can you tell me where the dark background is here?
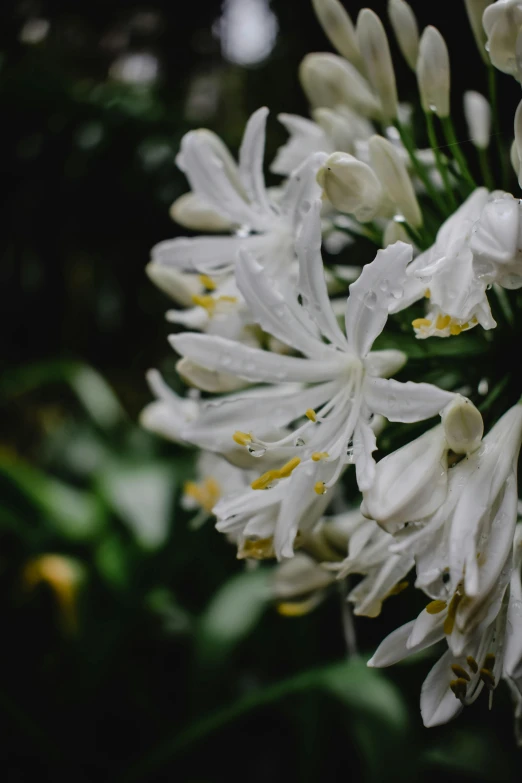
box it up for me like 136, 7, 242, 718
0, 1, 521, 781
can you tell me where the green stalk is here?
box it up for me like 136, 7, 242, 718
488, 65, 510, 190
394, 119, 448, 217
478, 147, 495, 190
425, 111, 458, 211
441, 116, 477, 189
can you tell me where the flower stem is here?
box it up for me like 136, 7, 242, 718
394, 119, 448, 217
339, 580, 358, 658
440, 116, 477, 189
488, 65, 510, 190
425, 111, 458, 211
478, 147, 495, 190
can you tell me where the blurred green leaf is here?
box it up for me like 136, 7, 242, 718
2, 360, 126, 429
0, 454, 106, 541
94, 534, 130, 589
96, 460, 176, 550
373, 331, 486, 358
424, 728, 512, 780
196, 568, 271, 665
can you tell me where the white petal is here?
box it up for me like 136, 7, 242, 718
278, 152, 328, 230
151, 234, 275, 273
364, 377, 454, 422
407, 607, 446, 649
176, 358, 249, 393
169, 192, 233, 232
353, 417, 377, 491
364, 349, 406, 378
420, 650, 463, 727
345, 241, 412, 357
295, 200, 350, 351
170, 333, 343, 384
145, 262, 202, 306
271, 114, 327, 176
368, 620, 421, 667
238, 107, 274, 216
166, 307, 209, 329
235, 252, 327, 358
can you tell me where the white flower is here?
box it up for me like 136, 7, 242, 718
151, 107, 326, 276
464, 0, 492, 62
181, 450, 250, 530
387, 0, 419, 71
417, 26, 451, 118
271, 552, 337, 615
483, 0, 522, 81
310, 0, 365, 71
362, 395, 483, 533
171, 201, 456, 502
333, 511, 414, 617
317, 151, 389, 222
356, 8, 398, 123
139, 369, 200, 445
464, 91, 491, 150
392, 188, 497, 338
368, 134, 423, 228
469, 192, 522, 289
299, 53, 381, 118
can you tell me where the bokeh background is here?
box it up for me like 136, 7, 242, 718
1, 1, 521, 780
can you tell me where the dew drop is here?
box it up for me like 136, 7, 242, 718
295, 437, 305, 447
363, 290, 377, 310
379, 279, 389, 293
429, 103, 438, 113
247, 444, 267, 457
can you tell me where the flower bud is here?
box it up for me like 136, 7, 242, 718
387, 0, 419, 70
311, 0, 365, 72
361, 425, 449, 534
356, 8, 398, 123
317, 151, 385, 222
369, 135, 423, 228
483, 0, 522, 80
515, 98, 522, 187
169, 192, 233, 232
417, 26, 450, 118
464, 0, 492, 63
299, 53, 380, 118
463, 91, 491, 149
440, 395, 483, 454
146, 262, 201, 307
382, 219, 412, 248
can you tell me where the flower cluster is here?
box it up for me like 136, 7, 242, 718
141, 0, 522, 737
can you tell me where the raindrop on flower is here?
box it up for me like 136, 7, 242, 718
364, 291, 377, 310
247, 444, 267, 457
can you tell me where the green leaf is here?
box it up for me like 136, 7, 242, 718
373, 331, 485, 358
0, 455, 106, 541
96, 460, 176, 550
424, 728, 512, 780
196, 568, 271, 665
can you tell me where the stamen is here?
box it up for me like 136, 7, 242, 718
450, 677, 468, 701
436, 313, 451, 330
277, 597, 320, 617
198, 273, 217, 291
314, 481, 327, 495
483, 653, 495, 671
311, 451, 329, 461
412, 318, 432, 328
443, 591, 462, 635
238, 537, 275, 560
466, 655, 479, 673
479, 668, 496, 689
424, 288, 431, 298
385, 580, 409, 597
251, 457, 301, 490
451, 664, 471, 681
233, 431, 252, 446
191, 294, 215, 312
277, 457, 301, 477
426, 599, 447, 614
306, 409, 317, 422
183, 477, 221, 512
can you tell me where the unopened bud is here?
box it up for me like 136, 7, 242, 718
387, 0, 419, 70
311, 0, 365, 72
169, 192, 232, 232
417, 26, 450, 118
146, 262, 201, 307
317, 152, 385, 222
369, 135, 423, 228
483, 1, 522, 80
356, 9, 398, 123
441, 395, 483, 454
299, 53, 380, 118
464, 91, 491, 150
464, 0, 492, 63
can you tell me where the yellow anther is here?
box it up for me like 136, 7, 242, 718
466, 655, 479, 673
311, 451, 329, 462
451, 664, 471, 681
426, 599, 447, 614
277, 597, 319, 617
436, 313, 451, 330
251, 470, 279, 490
385, 580, 409, 598
238, 537, 275, 560
277, 457, 301, 478
314, 481, 327, 495
191, 294, 215, 312
233, 431, 252, 446
480, 668, 496, 689
450, 678, 468, 700
218, 295, 238, 303
412, 318, 432, 329
183, 476, 221, 513
443, 591, 462, 635
198, 273, 217, 291
483, 653, 496, 671
305, 409, 317, 422
424, 288, 431, 298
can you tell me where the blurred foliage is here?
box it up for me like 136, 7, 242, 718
1, 0, 522, 780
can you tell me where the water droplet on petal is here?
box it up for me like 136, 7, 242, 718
363, 290, 377, 310
294, 437, 305, 447
248, 444, 267, 457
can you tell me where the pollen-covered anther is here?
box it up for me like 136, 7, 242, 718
450, 677, 468, 701
314, 481, 327, 495
479, 668, 496, 690
483, 653, 496, 671
451, 664, 471, 682
238, 537, 275, 560
424, 288, 431, 298
198, 273, 217, 291
305, 409, 317, 422
412, 317, 432, 329
466, 655, 479, 673
183, 477, 221, 513
276, 597, 319, 617
251, 457, 301, 490
233, 431, 252, 446
426, 599, 447, 614
385, 580, 409, 598
435, 313, 451, 330
311, 451, 329, 462
443, 591, 462, 635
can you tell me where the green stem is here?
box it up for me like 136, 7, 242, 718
488, 66, 510, 190
441, 116, 477, 189
425, 111, 458, 211
394, 119, 448, 217
478, 147, 495, 190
